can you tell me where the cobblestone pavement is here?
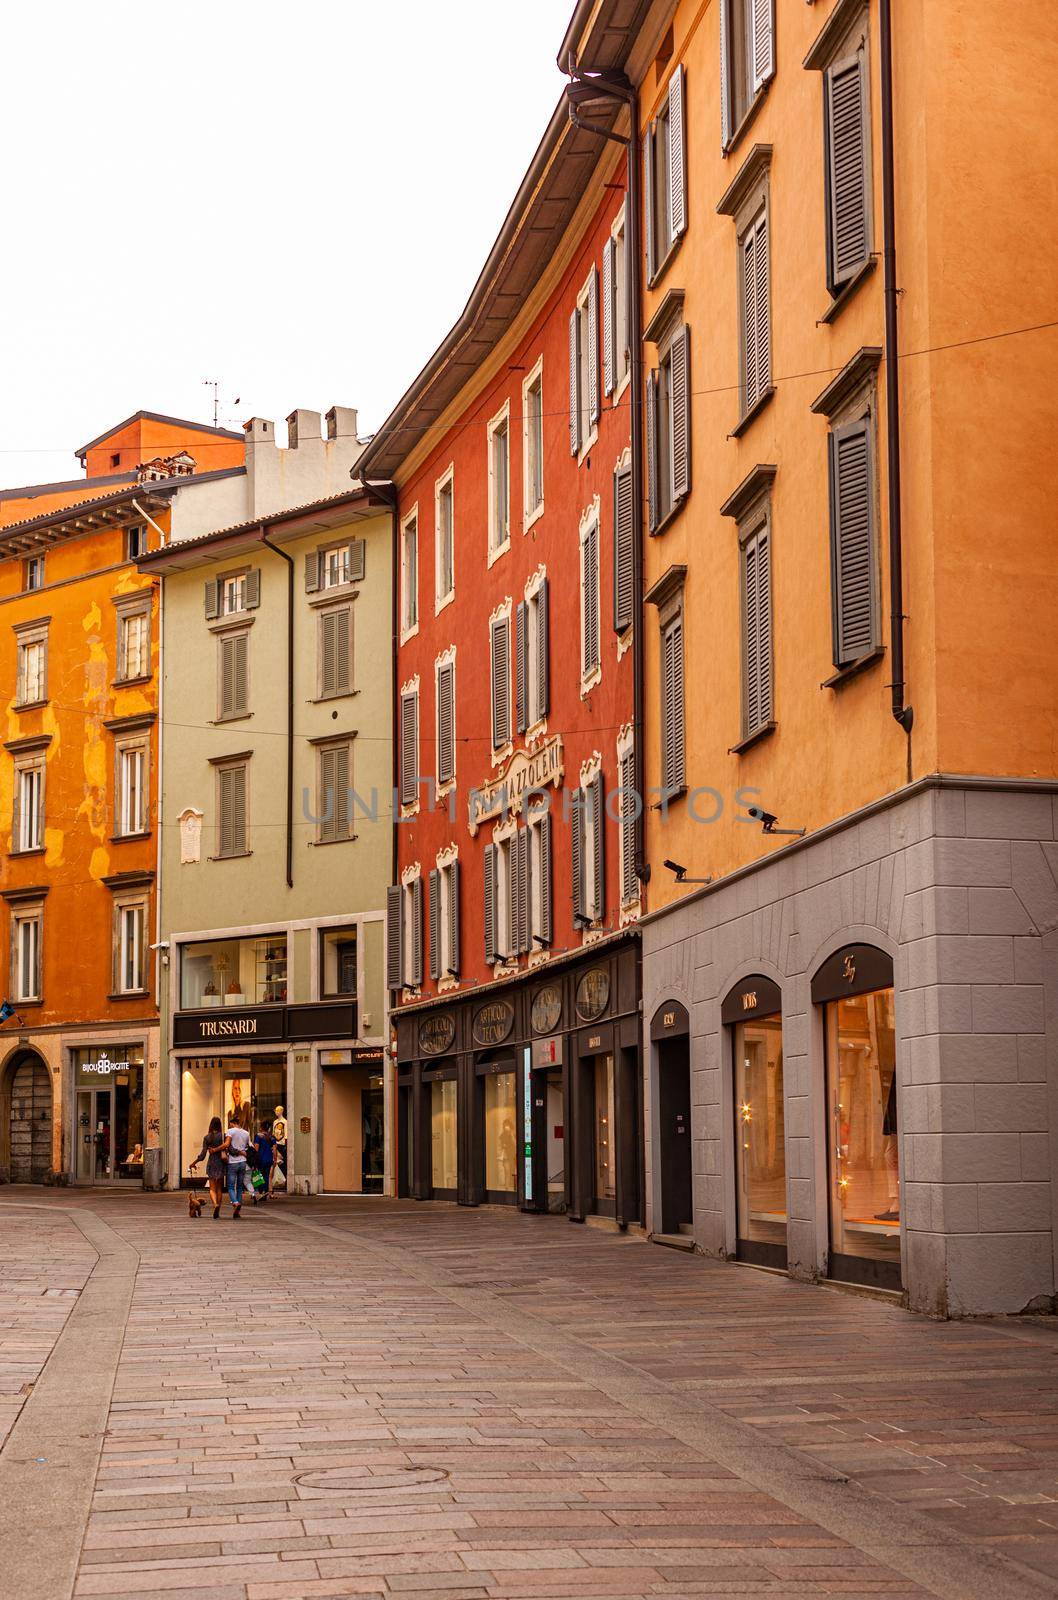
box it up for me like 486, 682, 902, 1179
1, 1191, 1057, 1600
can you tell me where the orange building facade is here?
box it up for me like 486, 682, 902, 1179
0, 414, 245, 1185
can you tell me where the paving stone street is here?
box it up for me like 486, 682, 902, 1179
2, 1192, 1058, 1600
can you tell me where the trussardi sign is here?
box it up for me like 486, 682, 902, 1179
468, 736, 563, 834
173, 1008, 285, 1046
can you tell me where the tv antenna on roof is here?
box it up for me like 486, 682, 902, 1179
202, 378, 220, 427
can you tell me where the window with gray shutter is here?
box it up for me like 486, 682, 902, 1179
662, 613, 685, 794
436, 660, 455, 785
646, 372, 659, 534
581, 517, 600, 678
410, 876, 424, 987
537, 812, 552, 947
568, 309, 582, 456
642, 129, 656, 283
484, 844, 497, 964
589, 771, 605, 922
751, 0, 775, 92
739, 208, 770, 416
320, 607, 352, 699
219, 632, 248, 720
828, 417, 877, 667
318, 743, 351, 844
429, 868, 441, 981
244, 569, 261, 610
514, 828, 529, 955
217, 762, 247, 858
515, 601, 528, 735
400, 690, 419, 807
741, 520, 773, 738
347, 539, 366, 583
667, 63, 687, 243
825, 53, 870, 292
602, 236, 616, 397
613, 462, 634, 632
304, 551, 321, 593
571, 790, 586, 927
386, 884, 403, 991
534, 578, 550, 722
721, 0, 774, 149
586, 266, 600, 427
619, 747, 637, 905
670, 324, 691, 502
490, 616, 511, 750
446, 860, 461, 976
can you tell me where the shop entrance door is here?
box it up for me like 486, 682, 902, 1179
657, 1037, 693, 1236
322, 1067, 386, 1193
529, 1068, 565, 1212
76, 1087, 113, 1182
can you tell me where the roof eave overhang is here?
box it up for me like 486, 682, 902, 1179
136, 486, 391, 575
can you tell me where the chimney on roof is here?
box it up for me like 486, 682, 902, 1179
286, 409, 323, 452
326, 405, 358, 444
136, 451, 197, 482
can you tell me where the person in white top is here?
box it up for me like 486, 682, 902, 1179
220, 1113, 251, 1218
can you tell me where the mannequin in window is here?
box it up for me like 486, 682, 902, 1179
876, 1070, 899, 1222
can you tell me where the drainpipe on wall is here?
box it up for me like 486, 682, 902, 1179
131, 499, 169, 547
260, 528, 295, 889
562, 64, 647, 889
878, 0, 913, 752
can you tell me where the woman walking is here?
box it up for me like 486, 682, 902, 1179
222, 1111, 252, 1219
189, 1116, 227, 1218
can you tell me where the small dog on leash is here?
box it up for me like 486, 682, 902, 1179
188, 1191, 204, 1219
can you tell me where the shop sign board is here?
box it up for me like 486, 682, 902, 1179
530, 984, 562, 1035
173, 1007, 286, 1045
78, 1052, 132, 1076
531, 1035, 563, 1069
472, 999, 514, 1047
468, 735, 564, 834
419, 1013, 456, 1056
575, 967, 610, 1022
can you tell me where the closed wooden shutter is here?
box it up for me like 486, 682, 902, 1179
670, 324, 691, 503
386, 884, 403, 991
571, 789, 586, 926
304, 551, 320, 593
244, 569, 261, 610
582, 518, 599, 677
751, 0, 775, 92
220, 633, 248, 719
619, 748, 637, 904
568, 309, 581, 456
320, 610, 337, 697
538, 813, 552, 947
514, 829, 528, 955
515, 601, 528, 735
825, 56, 869, 290
602, 237, 616, 398
535, 578, 550, 721
646, 372, 659, 534
410, 876, 424, 987
429, 868, 441, 981
347, 539, 366, 582
590, 771, 605, 922
484, 844, 497, 964
219, 764, 246, 857
447, 860, 461, 976
613, 462, 634, 632
742, 525, 773, 735
829, 419, 876, 666
319, 747, 337, 843
667, 63, 687, 243
587, 266, 600, 427
204, 579, 219, 619
490, 617, 510, 749
436, 661, 455, 785
719, 0, 733, 150
662, 615, 685, 793
643, 129, 656, 281
400, 691, 419, 806
741, 212, 770, 413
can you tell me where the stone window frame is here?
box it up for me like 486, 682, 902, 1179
113, 590, 152, 686
13, 616, 49, 710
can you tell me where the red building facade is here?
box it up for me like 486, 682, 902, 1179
359, 98, 643, 1223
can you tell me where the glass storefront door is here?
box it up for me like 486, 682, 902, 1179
826, 987, 900, 1285
483, 1069, 517, 1199
592, 1055, 616, 1213
733, 1015, 786, 1264
430, 1078, 458, 1193
180, 1056, 286, 1178
74, 1048, 144, 1183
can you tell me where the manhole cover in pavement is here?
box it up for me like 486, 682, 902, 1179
294, 1465, 449, 1492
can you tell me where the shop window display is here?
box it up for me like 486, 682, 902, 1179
484, 1071, 517, 1193
74, 1046, 144, 1183
733, 1015, 786, 1252
826, 987, 899, 1273
180, 935, 287, 1008
430, 1079, 457, 1191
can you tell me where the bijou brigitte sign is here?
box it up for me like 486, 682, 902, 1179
468, 735, 563, 834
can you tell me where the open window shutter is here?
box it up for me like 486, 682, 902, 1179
663, 617, 685, 792
829, 421, 875, 667
514, 829, 528, 955
613, 463, 634, 632
743, 535, 762, 735
670, 324, 691, 502
667, 64, 687, 243
535, 579, 549, 720
491, 617, 510, 749
719, 0, 733, 150
742, 227, 759, 412
602, 237, 616, 397
204, 579, 219, 619
587, 266, 600, 427
646, 372, 659, 534
643, 129, 656, 280
826, 57, 869, 290
484, 844, 497, 964
410, 876, 424, 986
571, 790, 586, 926
387, 885, 403, 990
755, 213, 770, 395
757, 528, 772, 725
751, 0, 775, 92
568, 309, 581, 456
348, 538, 366, 582
539, 813, 552, 947
590, 771, 605, 922
400, 692, 418, 806
12, 770, 21, 851
437, 662, 454, 785
447, 860, 461, 975
429, 868, 441, 981
515, 600, 528, 735
304, 551, 320, 593
586, 520, 600, 673
619, 748, 637, 904
319, 747, 337, 843
244, 568, 261, 610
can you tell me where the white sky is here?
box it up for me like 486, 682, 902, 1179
0, 0, 575, 490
